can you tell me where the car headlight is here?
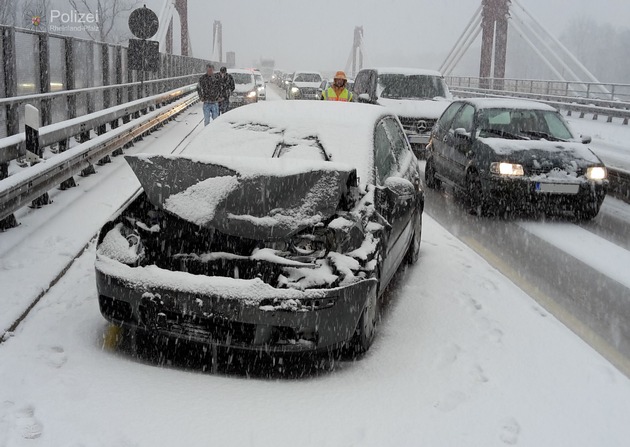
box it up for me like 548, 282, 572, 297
247, 90, 257, 98
586, 166, 607, 180
263, 230, 332, 262
490, 162, 524, 176
291, 87, 300, 94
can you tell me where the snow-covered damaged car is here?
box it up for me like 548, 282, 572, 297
425, 98, 608, 219
96, 101, 424, 355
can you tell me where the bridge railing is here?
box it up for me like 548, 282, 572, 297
0, 84, 200, 227
0, 25, 213, 140
446, 76, 630, 103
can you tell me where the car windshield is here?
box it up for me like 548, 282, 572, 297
378, 74, 447, 99
294, 73, 322, 82
232, 73, 254, 84
477, 108, 574, 141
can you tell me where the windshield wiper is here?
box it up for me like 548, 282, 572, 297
518, 130, 567, 142
479, 128, 527, 140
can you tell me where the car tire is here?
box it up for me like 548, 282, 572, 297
425, 157, 441, 189
467, 171, 489, 217
405, 210, 422, 265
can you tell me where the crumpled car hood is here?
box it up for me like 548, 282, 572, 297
125, 154, 355, 240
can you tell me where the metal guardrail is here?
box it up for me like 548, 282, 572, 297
0, 87, 199, 223
0, 73, 201, 107
0, 83, 198, 164
446, 76, 630, 103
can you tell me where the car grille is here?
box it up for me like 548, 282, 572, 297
300, 87, 318, 95
398, 117, 437, 134
139, 305, 257, 346
526, 166, 586, 176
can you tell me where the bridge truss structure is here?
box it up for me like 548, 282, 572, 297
440, 0, 609, 96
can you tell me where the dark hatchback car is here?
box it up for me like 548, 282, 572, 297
425, 98, 608, 219
95, 101, 424, 356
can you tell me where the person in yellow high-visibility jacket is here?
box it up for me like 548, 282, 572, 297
321, 70, 353, 101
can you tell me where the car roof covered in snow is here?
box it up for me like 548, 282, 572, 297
227, 68, 255, 75
458, 97, 559, 112
184, 101, 393, 183
368, 67, 445, 77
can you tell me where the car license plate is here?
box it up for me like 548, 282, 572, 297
535, 182, 579, 194
230, 95, 242, 102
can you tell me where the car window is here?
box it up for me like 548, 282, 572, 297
374, 121, 397, 185
542, 111, 574, 140
294, 73, 321, 82
232, 73, 254, 85
353, 71, 370, 95
377, 74, 447, 99
436, 102, 463, 131
450, 104, 475, 133
383, 117, 413, 172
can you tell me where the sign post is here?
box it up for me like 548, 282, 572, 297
128, 6, 160, 98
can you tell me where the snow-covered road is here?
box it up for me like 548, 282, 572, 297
1, 85, 630, 446
2, 215, 630, 447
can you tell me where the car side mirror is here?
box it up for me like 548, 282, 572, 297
581, 135, 592, 144
376, 177, 417, 214
453, 128, 471, 140
358, 93, 375, 103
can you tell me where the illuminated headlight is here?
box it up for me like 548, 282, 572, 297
586, 166, 607, 180
246, 90, 257, 98
291, 87, 300, 94
490, 162, 524, 176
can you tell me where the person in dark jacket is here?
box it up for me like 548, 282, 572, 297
198, 64, 223, 125
218, 67, 235, 114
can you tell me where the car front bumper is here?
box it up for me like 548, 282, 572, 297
229, 94, 257, 108
96, 256, 376, 353
405, 131, 431, 146
481, 175, 608, 213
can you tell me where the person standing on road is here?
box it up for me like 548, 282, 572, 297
321, 71, 353, 102
197, 64, 223, 125
218, 67, 235, 115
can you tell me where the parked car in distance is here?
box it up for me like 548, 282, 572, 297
424, 98, 608, 219
253, 70, 266, 100
317, 79, 330, 99
95, 101, 424, 357
353, 67, 452, 157
227, 69, 258, 109
286, 71, 323, 100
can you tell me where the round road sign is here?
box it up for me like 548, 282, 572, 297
128, 7, 159, 40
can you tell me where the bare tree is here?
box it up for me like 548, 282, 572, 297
68, 0, 138, 43
561, 18, 630, 84
0, 0, 19, 25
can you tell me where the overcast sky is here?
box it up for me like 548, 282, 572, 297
144, 0, 629, 75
